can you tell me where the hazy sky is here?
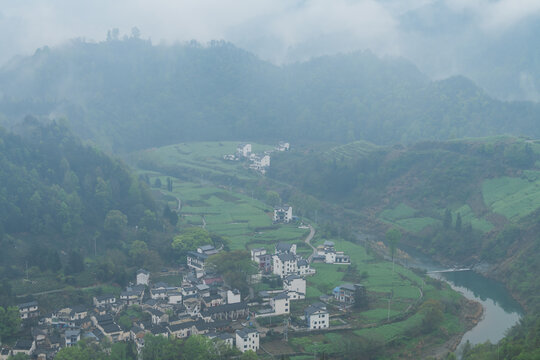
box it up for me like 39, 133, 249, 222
1, 0, 539, 66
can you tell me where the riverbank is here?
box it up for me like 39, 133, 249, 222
421, 298, 483, 359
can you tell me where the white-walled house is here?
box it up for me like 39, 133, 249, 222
270, 292, 290, 315
273, 206, 293, 223
227, 289, 241, 304
237, 143, 252, 157
277, 142, 290, 151
236, 328, 259, 353
273, 253, 297, 278
283, 275, 306, 299
136, 269, 150, 286
275, 242, 296, 255
305, 303, 329, 330
17, 301, 39, 320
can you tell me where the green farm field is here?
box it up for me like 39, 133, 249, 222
140, 172, 308, 250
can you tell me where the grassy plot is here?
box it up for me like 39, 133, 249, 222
453, 204, 493, 232
378, 203, 440, 233
482, 176, 540, 221
142, 177, 307, 250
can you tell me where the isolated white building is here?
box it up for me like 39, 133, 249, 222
273, 206, 293, 223
236, 328, 259, 353
277, 142, 290, 151
283, 275, 306, 299
273, 253, 298, 278
305, 303, 329, 330
227, 289, 241, 304
237, 143, 252, 157
136, 269, 150, 286
270, 292, 290, 315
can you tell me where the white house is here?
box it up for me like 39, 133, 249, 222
235, 328, 259, 353
305, 303, 329, 330
297, 259, 315, 276
277, 142, 290, 151
227, 289, 241, 304
273, 206, 293, 223
275, 242, 296, 255
273, 253, 297, 278
317, 241, 350, 265
283, 275, 306, 299
270, 292, 290, 315
187, 251, 208, 272
136, 269, 150, 286
251, 248, 266, 262
17, 301, 39, 320
65, 329, 81, 347
237, 143, 252, 157
93, 295, 116, 307
167, 291, 183, 305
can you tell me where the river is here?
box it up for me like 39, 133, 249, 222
398, 245, 523, 352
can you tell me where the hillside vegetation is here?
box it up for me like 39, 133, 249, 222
0, 118, 158, 296
268, 136, 540, 311
1, 38, 540, 151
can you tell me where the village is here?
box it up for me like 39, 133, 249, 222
0, 205, 362, 360
223, 141, 290, 174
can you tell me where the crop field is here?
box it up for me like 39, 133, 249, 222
453, 204, 494, 232
378, 203, 440, 233
482, 176, 540, 221
135, 141, 275, 180
140, 174, 307, 250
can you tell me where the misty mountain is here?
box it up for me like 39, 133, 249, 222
1, 38, 539, 152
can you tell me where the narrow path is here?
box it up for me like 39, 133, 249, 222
304, 224, 316, 262
176, 196, 182, 212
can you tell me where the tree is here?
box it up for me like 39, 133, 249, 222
443, 209, 452, 229
240, 350, 258, 360
265, 191, 281, 207
66, 250, 85, 274
455, 212, 462, 233
171, 228, 212, 254
104, 210, 128, 238
0, 306, 21, 342
153, 178, 162, 188
182, 335, 219, 360
385, 228, 401, 271
207, 251, 256, 295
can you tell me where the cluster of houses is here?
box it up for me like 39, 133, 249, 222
312, 241, 351, 264
3, 236, 363, 359
2, 245, 261, 359
223, 142, 290, 175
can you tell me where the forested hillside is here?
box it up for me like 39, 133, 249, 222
0, 118, 155, 281
1, 38, 540, 151
268, 137, 540, 311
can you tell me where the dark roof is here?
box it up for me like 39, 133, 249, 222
150, 325, 168, 335
153, 282, 170, 289
217, 333, 234, 340
297, 259, 309, 267
95, 294, 115, 301
198, 245, 215, 251
276, 242, 293, 252
71, 305, 87, 313
236, 328, 258, 338
284, 274, 301, 282
102, 323, 122, 334
203, 294, 222, 302
200, 302, 247, 316
187, 251, 208, 260
340, 283, 357, 291
168, 321, 197, 332
96, 314, 114, 325
14, 339, 33, 350
146, 308, 164, 317
305, 304, 327, 317
273, 292, 289, 300
278, 253, 296, 262
18, 301, 38, 309
137, 269, 150, 275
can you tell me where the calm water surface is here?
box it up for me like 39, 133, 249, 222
399, 245, 523, 349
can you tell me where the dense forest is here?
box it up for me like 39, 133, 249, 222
0, 119, 159, 292
1, 37, 540, 152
